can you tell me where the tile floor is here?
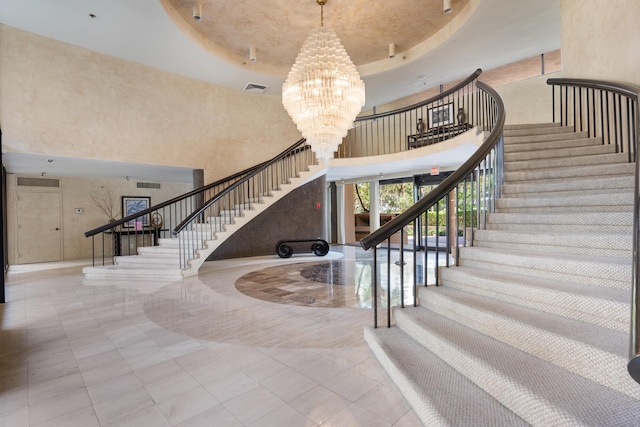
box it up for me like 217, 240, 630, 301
0, 246, 425, 426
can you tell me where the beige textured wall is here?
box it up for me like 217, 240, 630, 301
6, 174, 192, 263
496, 71, 562, 125
561, 0, 640, 86
0, 24, 301, 183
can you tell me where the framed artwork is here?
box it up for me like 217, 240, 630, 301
121, 196, 150, 228
428, 103, 454, 128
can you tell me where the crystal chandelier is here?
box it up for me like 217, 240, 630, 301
282, 0, 365, 163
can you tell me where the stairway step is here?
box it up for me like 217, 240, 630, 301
363, 327, 528, 426
472, 229, 632, 258
157, 238, 179, 247
485, 211, 632, 233
458, 246, 630, 288
504, 135, 598, 152
502, 175, 634, 196
392, 307, 640, 426
419, 286, 639, 399
115, 255, 180, 266
503, 162, 634, 183
137, 246, 180, 255
504, 131, 590, 145
495, 192, 632, 213
439, 266, 629, 331
504, 143, 614, 162
504, 152, 628, 171
503, 122, 563, 134
82, 265, 183, 279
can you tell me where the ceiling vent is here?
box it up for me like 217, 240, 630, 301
243, 82, 269, 94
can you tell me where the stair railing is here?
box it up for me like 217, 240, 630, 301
337, 69, 483, 158
359, 81, 505, 328
547, 78, 640, 385
172, 139, 314, 269
84, 138, 312, 267
83, 69, 485, 269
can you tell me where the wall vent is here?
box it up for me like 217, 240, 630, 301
17, 177, 60, 187
243, 82, 269, 94
137, 182, 161, 189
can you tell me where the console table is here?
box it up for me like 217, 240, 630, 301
407, 123, 471, 149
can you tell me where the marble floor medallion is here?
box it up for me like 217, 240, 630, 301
235, 260, 375, 309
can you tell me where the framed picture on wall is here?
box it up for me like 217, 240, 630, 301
428, 103, 454, 128
121, 196, 150, 228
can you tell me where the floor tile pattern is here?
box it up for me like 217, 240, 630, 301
0, 247, 422, 426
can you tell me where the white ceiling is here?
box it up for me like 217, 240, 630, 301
0, 0, 560, 182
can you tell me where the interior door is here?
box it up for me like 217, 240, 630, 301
16, 191, 62, 264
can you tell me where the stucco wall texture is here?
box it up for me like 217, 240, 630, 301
0, 24, 301, 183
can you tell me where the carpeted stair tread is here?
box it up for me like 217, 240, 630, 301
503, 185, 634, 197
472, 229, 632, 257
486, 222, 631, 233
504, 152, 627, 171
458, 246, 630, 288
503, 122, 564, 134
504, 134, 603, 153
420, 286, 640, 398
503, 127, 588, 140
503, 162, 634, 182
439, 266, 628, 331
487, 211, 632, 226
496, 192, 632, 209
363, 326, 529, 427
393, 307, 640, 426
504, 144, 614, 162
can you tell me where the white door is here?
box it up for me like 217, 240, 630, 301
16, 191, 62, 264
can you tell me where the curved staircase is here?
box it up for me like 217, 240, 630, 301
82, 164, 323, 279
365, 123, 640, 426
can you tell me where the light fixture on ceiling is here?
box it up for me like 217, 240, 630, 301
282, 0, 365, 164
443, 0, 452, 14
193, 2, 202, 21
249, 47, 256, 62
389, 43, 396, 59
